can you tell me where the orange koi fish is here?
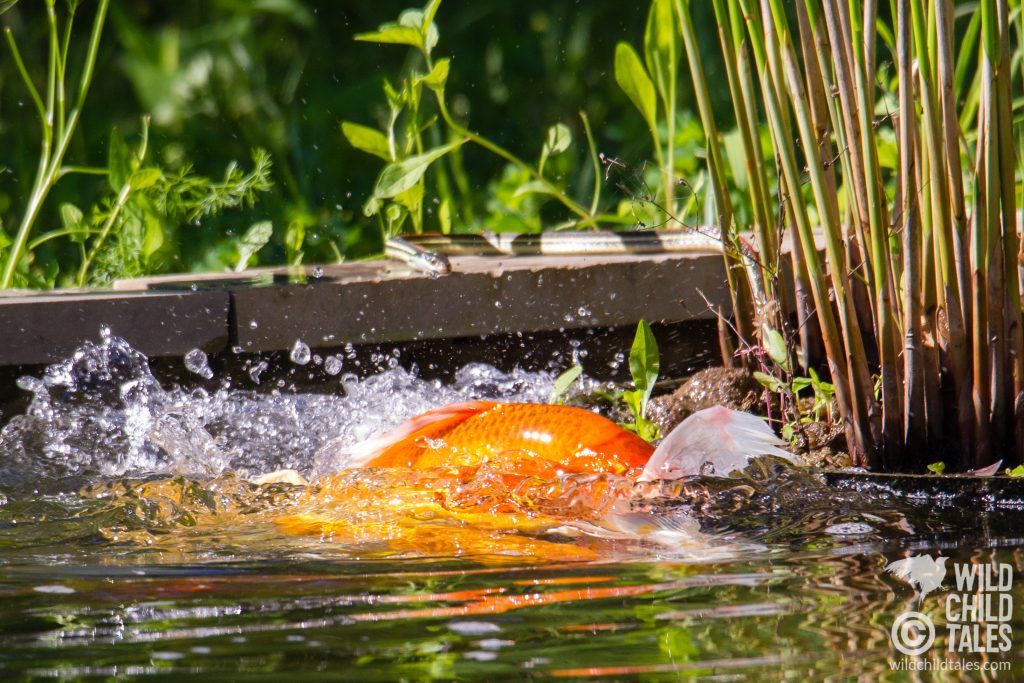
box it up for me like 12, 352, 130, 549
277, 403, 791, 560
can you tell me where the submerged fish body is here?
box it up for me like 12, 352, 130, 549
277, 402, 792, 561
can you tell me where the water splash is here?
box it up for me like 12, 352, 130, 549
0, 333, 560, 493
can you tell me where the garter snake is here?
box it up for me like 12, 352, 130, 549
385, 229, 766, 306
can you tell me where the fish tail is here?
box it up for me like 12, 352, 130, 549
639, 406, 793, 481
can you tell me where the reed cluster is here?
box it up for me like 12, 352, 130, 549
665, 0, 1021, 472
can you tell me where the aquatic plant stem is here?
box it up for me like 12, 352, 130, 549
0, 0, 110, 289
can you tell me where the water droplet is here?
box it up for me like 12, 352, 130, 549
248, 320, 259, 330
312, 266, 324, 278
248, 360, 268, 384
324, 356, 344, 375
184, 349, 214, 379
33, 585, 75, 594
99, 325, 112, 341
290, 340, 311, 365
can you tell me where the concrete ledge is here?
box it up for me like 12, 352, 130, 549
228, 252, 729, 352
0, 290, 230, 366
0, 251, 732, 365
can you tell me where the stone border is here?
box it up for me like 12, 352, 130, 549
0, 251, 732, 365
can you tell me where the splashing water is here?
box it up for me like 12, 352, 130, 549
0, 333, 558, 493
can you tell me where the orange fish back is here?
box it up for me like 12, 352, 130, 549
368, 403, 653, 476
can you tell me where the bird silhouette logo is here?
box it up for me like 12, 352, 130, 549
885, 554, 948, 598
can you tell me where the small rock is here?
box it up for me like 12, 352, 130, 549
649, 367, 763, 435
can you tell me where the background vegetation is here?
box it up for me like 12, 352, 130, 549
0, 0, 730, 286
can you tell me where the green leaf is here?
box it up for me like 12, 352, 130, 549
341, 121, 392, 161
60, 203, 84, 231
762, 324, 790, 372
549, 364, 583, 404
421, 57, 450, 91
629, 319, 660, 414
614, 42, 657, 137
791, 377, 812, 392
108, 128, 132, 191
355, 24, 424, 50
1007, 465, 1024, 477
538, 123, 572, 175
643, 0, 675, 104
438, 198, 451, 233
129, 168, 162, 191
373, 140, 463, 199
234, 221, 274, 272
363, 196, 382, 218
142, 214, 165, 259
0, 1, 20, 16
422, 0, 443, 30
399, 8, 439, 55
285, 219, 305, 266
927, 462, 946, 475
753, 370, 785, 394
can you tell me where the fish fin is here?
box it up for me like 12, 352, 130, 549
328, 400, 499, 469
565, 511, 700, 545
639, 406, 793, 481
966, 460, 1002, 476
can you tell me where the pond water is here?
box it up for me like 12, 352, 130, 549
0, 333, 1021, 680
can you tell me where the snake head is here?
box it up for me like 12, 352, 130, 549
413, 251, 452, 275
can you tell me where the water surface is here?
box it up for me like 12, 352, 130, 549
1, 334, 1021, 679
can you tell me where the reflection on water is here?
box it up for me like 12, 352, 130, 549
1, 334, 1022, 679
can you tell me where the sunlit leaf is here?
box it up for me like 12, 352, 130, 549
762, 324, 790, 372
538, 123, 572, 174
629, 319, 660, 413
549, 364, 583, 404
614, 42, 657, 136
438, 198, 451, 233
234, 220, 273, 272
59, 203, 84, 232
355, 24, 423, 50
421, 58, 450, 92
374, 140, 463, 199
108, 128, 131, 191
0, 0, 19, 16
129, 168, 162, 191
927, 462, 946, 475
341, 121, 392, 161
643, 0, 675, 103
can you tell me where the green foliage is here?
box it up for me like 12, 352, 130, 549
927, 462, 947, 476
620, 320, 662, 443
548, 364, 583, 405
345, 0, 602, 242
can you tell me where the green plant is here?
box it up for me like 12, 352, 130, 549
927, 462, 946, 475
667, 0, 1024, 473
548, 364, 584, 405
343, 0, 604, 244
1, 2, 274, 287
1, 0, 110, 287
620, 319, 662, 442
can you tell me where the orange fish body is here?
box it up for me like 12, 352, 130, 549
276, 402, 655, 559
362, 401, 654, 477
